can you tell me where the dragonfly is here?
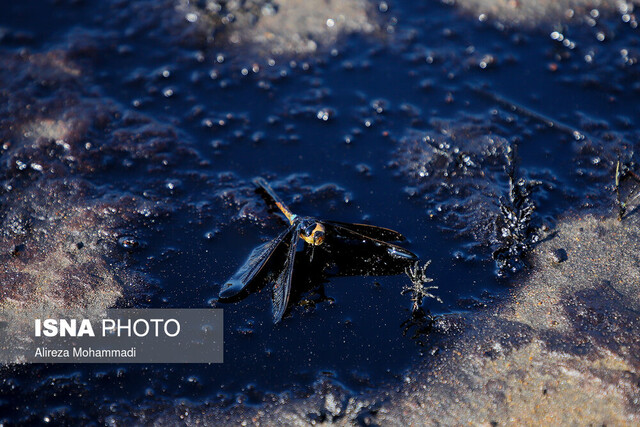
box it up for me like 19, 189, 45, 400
219, 177, 418, 323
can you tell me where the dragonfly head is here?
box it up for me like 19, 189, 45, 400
300, 219, 325, 246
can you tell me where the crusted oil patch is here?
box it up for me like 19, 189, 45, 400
450, 0, 639, 26
392, 108, 634, 271
0, 49, 196, 362
0, 179, 154, 363
500, 213, 640, 331
0, 180, 154, 307
393, 118, 511, 243
176, 0, 381, 55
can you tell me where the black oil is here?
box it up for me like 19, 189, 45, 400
0, 0, 638, 422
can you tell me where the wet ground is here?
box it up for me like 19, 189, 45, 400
0, 0, 639, 424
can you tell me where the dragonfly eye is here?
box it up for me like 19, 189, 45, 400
303, 224, 316, 237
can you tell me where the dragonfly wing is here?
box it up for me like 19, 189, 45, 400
219, 226, 294, 300
271, 229, 300, 323
324, 222, 417, 260
323, 220, 406, 242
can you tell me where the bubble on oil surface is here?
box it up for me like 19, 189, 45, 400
118, 236, 142, 250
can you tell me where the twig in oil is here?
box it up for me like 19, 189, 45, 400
469, 85, 591, 142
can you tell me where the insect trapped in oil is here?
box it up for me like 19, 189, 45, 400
219, 177, 418, 323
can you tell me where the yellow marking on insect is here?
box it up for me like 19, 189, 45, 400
300, 223, 325, 246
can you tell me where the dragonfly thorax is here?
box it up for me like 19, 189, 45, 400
299, 218, 325, 246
